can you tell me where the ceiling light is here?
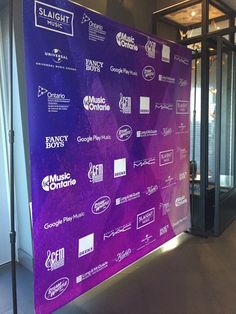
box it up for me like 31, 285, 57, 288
191, 11, 196, 17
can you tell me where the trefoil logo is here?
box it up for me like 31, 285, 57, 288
116, 32, 138, 51
88, 163, 103, 183
83, 96, 110, 111
42, 173, 76, 192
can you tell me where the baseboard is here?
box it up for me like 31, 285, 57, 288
18, 248, 33, 272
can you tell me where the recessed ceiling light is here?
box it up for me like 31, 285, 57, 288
191, 11, 196, 17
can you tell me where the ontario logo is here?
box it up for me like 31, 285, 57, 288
116, 32, 138, 51
83, 96, 110, 111
116, 125, 132, 141
42, 173, 76, 192
44, 277, 69, 300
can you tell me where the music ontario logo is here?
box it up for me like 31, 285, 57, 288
83, 96, 110, 111
116, 32, 138, 51
42, 173, 76, 192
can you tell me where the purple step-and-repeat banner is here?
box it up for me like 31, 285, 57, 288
23, 0, 192, 313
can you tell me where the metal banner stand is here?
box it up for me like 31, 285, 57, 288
9, 0, 17, 312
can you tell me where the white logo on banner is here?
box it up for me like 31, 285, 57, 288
110, 66, 138, 77
119, 93, 132, 114
78, 233, 94, 258
77, 134, 111, 143
116, 125, 132, 141
88, 162, 103, 183
179, 78, 188, 87
81, 13, 90, 24
137, 208, 155, 229
175, 196, 187, 207
155, 103, 173, 110
114, 158, 126, 178
140, 96, 150, 114
159, 150, 174, 166
42, 173, 76, 191
158, 75, 175, 84
116, 192, 140, 205
81, 13, 106, 42
174, 54, 190, 66
145, 38, 156, 59
133, 158, 156, 168
45, 136, 68, 149
179, 171, 187, 181
115, 248, 132, 262
142, 66, 155, 81
161, 128, 172, 137
83, 96, 110, 111
44, 277, 69, 301
38, 86, 48, 97
136, 130, 157, 137
160, 225, 169, 236
162, 175, 176, 189
103, 223, 132, 240
162, 44, 170, 63
173, 216, 188, 227
177, 147, 188, 160
116, 32, 138, 51
92, 196, 111, 214
160, 202, 171, 215
176, 122, 188, 134
45, 49, 68, 64
144, 185, 158, 196
45, 248, 65, 271
44, 212, 85, 230
76, 262, 108, 283
86, 59, 104, 72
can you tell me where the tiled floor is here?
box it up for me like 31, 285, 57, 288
1, 221, 236, 314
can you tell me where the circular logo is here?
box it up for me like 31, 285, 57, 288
92, 196, 111, 214
44, 277, 69, 301
142, 66, 155, 81
116, 125, 132, 141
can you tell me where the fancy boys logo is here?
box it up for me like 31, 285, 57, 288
91, 196, 111, 214
119, 93, 132, 114
142, 66, 155, 81
81, 13, 106, 42
45, 248, 65, 271
116, 32, 138, 51
83, 96, 110, 111
88, 162, 103, 183
35, 1, 74, 36
116, 125, 132, 141
42, 173, 76, 192
145, 38, 156, 59
44, 277, 69, 301
45, 136, 68, 149
86, 59, 104, 72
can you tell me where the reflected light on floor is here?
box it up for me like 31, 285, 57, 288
158, 234, 184, 254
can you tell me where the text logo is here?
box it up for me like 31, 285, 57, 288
45, 248, 64, 272
45, 136, 68, 149
174, 54, 190, 66
92, 196, 111, 214
159, 150, 174, 166
176, 122, 188, 134
145, 185, 158, 196
142, 66, 155, 81
160, 202, 170, 215
116, 32, 138, 51
161, 128, 172, 137
45, 49, 68, 64
160, 225, 169, 236
145, 38, 156, 59
88, 163, 103, 183
158, 75, 175, 84
77, 134, 111, 143
110, 66, 138, 77
163, 175, 176, 189
116, 125, 132, 142
175, 196, 187, 207
119, 93, 131, 114
78, 234, 94, 258
114, 158, 126, 178
81, 13, 106, 42
83, 96, 110, 111
140, 96, 150, 114
86, 59, 104, 72
115, 248, 132, 262
179, 172, 187, 181
179, 78, 188, 87
155, 103, 173, 110
178, 147, 188, 160
104, 223, 132, 240
162, 44, 170, 63
176, 100, 189, 114
137, 208, 155, 229
42, 173, 76, 192
136, 130, 157, 138
116, 192, 140, 205
44, 277, 69, 301
134, 157, 155, 168
35, 1, 74, 36
76, 262, 108, 283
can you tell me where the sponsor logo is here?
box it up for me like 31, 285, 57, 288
45, 135, 68, 149
119, 93, 132, 114
137, 208, 155, 229
78, 233, 94, 258
44, 212, 85, 230
114, 158, 126, 178
144, 185, 158, 196
140, 96, 150, 114
162, 175, 176, 189
116, 125, 132, 142
35, 1, 74, 36
133, 157, 156, 168
179, 78, 188, 87
176, 122, 188, 134
158, 75, 175, 84
179, 171, 187, 181
110, 65, 138, 76
160, 225, 169, 236
177, 147, 188, 160
42, 173, 76, 192
173, 216, 188, 227
136, 130, 157, 137
45, 248, 64, 272
92, 196, 111, 214
103, 223, 132, 240
85, 59, 104, 72
145, 38, 156, 59
81, 13, 106, 42
162, 44, 170, 63
38, 86, 71, 113
116, 192, 140, 205
44, 277, 69, 301
115, 248, 132, 262
45, 49, 68, 64
175, 196, 187, 207
83, 96, 110, 111
77, 134, 111, 143
137, 233, 156, 250
160, 202, 171, 215
88, 162, 103, 183
116, 32, 138, 51
159, 150, 174, 166
142, 66, 155, 81
176, 100, 189, 114
174, 54, 190, 66
161, 128, 172, 137
155, 103, 173, 110
76, 261, 108, 283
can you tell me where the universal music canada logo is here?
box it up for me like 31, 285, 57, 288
45, 248, 65, 271
83, 96, 110, 111
145, 38, 156, 59
45, 136, 68, 149
88, 162, 103, 183
116, 32, 138, 51
86, 59, 104, 72
119, 93, 131, 114
42, 173, 76, 192
45, 49, 68, 64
